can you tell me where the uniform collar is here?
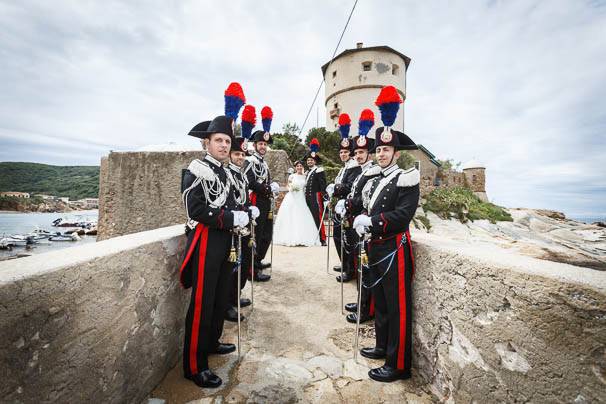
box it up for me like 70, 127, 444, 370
204, 154, 222, 167
228, 162, 242, 172
381, 163, 399, 176
361, 160, 373, 170
253, 152, 265, 161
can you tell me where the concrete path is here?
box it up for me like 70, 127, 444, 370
150, 244, 434, 403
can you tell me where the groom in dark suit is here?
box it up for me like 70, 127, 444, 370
304, 138, 327, 246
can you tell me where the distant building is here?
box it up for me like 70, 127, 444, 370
1, 191, 30, 198
322, 42, 410, 132
461, 159, 487, 202
84, 198, 99, 209
34, 194, 55, 200
70, 198, 99, 209
58, 197, 69, 203
321, 42, 489, 201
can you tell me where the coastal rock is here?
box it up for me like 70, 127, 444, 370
419, 208, 606, 270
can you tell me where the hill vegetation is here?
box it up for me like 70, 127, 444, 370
0, 162, 99, 200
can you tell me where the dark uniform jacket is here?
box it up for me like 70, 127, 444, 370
243, 152, 271, 210
333, 159, 361, 199
180, 154, 234, 288
351, 164, 420, 239
304, 165, 327, 204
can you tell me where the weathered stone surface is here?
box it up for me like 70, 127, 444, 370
412, 232, 606, 403
303, 377, 341, 402
2, 225, 605, 403
151, 243, 430, 403
306, 354, 343, 378
422, 208, 606, 270
97, 150, 292, 240
0, 225, 188, 404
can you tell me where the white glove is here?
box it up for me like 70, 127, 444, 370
270, 181, 280, 193
335, 199, 346, 216
353, 214, 372, 236
326, 183, 335, 197
249, 206, 260, 219
233, 211, 250, 227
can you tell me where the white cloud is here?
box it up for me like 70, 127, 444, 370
0, 0, 605, 215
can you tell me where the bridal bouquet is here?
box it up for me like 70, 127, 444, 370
289, 185, 301, 192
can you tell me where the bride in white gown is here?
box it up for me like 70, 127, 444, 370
274, 161, 321, 247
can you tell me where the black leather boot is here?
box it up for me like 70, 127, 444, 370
185, 370, 222, 388
368, 365, 411, 382
344, 303, 357, 313
336, 273, 353, 283
346, 312, 373, 324
224, 307, 244, 322
211, 343, 236, 355
360, 347, 386, 359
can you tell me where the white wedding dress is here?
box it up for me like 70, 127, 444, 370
274, 173, 321, 247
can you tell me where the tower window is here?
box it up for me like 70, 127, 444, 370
332, 70, 337, 78
362, 61, 372, 71
392, 64, 399, 75
334, 102, 338, 109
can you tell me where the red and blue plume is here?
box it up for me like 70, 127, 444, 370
374, 86, 402, 127
358, 108, 374, 136
338, 113, 351, 139
241, 105, 256, 140
309, 137, 320, 153
261, 106, 273, 132
224, 82, 246, 120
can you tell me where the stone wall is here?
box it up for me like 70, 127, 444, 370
463, 167, 486, 193
1, 228, 603, 403
0, 225, 188, 404
97, 150, 291, 240
411, 233, 606, 403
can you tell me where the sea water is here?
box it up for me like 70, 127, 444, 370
0, 210, 98, 259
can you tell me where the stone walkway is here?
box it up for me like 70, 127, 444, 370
150, 244, 434, 403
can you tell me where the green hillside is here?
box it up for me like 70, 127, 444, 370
0, 162, 100, 200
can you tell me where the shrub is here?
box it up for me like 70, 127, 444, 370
423, 186, 512, 223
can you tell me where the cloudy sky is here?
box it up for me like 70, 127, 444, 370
1, 0, 605, 216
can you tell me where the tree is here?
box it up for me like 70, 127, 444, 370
397, 151, 416, 170
270, 122, 308, 163
304, 127, 341, 167
437, 158, 461, 171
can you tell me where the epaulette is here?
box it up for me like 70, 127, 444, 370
363, 165, 381, 176
397, 167, 420, 187
316, 167, 325, 173
187, 159, 215, 181
345, 159, 359, 169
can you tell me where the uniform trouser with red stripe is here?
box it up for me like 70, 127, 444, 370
353, 235, 374, 317
228, 235, 251, 306
306, 192, 326, 243
254, 199, 272, 264
332, 215, 342, 261
183, 228, 232, 376
369, 233, 413, 371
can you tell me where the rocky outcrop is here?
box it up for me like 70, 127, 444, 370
0, 197, 72, 213
416, 208, 606, 271
411, 232, 606, 403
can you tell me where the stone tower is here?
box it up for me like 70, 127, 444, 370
322, 43, 411, 134
462, 159, 488, 202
